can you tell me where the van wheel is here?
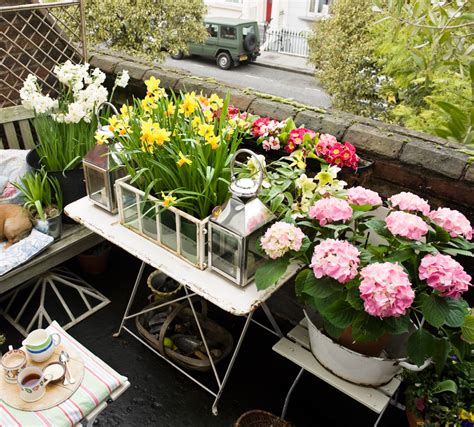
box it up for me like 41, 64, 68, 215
217, 52, 232, 70
171, 51, 184, 60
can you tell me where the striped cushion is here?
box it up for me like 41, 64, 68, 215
0, 321, 128, 427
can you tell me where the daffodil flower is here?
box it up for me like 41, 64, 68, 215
144, 76, 161, 96
94, 131, 109, 145
161, 192, 177, 208
205, 134, 220, 150
179, 92, 198, 117
177, 151, 192, 167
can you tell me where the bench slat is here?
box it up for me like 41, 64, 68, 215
4, 122, 20, 149
19, 120, 35, 149
0, 105, 34, 124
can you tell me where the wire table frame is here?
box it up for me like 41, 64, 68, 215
65, 197, 301, 415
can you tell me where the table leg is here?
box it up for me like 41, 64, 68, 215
261, 302, 283, 338
281, 367, 304, 420
211, 311, 254, 416
113, 261, 146, 337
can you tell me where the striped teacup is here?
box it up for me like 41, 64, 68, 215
22, 329, 61, 362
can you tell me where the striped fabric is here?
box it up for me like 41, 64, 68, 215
0, 322, 128, 427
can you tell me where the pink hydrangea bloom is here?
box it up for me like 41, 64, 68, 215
359, 263, 415, 318
308, 197, 353, 226
419, 254, 471, 299
310, 239, 360, 284
428, 207, 473, 240
385, 211, 429, 240
261, 222, 306, 259
347, 186, 383, 206
389, 192, 430, 216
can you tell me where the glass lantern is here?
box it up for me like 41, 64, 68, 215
83, 102, 126, 213
209, 149, 275, 287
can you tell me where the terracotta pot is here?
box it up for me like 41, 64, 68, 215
406, 410, 424, 427
337, 326, 390, 357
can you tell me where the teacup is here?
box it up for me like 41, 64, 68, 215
22, 329, 61, 363
1, 345, 27, 384
17, 366, 53, 402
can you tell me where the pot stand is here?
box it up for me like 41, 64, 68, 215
273, 318, 403, 427
0, 267, 110, 337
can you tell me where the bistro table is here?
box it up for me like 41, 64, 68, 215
65, 197, 301, 415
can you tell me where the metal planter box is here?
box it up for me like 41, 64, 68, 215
115, 175, 209, 270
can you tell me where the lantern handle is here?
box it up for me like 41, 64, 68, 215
95, 101, 119, 127
230, 149, 264, 194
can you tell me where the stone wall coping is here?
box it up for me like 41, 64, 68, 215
89, 51, 473, 193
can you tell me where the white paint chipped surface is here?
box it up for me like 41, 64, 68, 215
66, 197, 301, 315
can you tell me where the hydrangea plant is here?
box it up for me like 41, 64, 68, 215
255, 189, 474, 369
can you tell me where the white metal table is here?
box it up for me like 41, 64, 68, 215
65, 197, 301, 415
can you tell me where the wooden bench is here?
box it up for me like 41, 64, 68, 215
0, 105, 109, 336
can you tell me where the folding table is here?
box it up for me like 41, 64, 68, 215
65, 197, 300, 415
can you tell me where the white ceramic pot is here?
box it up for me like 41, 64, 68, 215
304, 309, 430, 386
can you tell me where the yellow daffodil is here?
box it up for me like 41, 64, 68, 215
140, 119, 171, 148
198, 123, 214, 138
161, 192, 177, 208
198, 95, 210, 107
205, 134, 220, 150
120, 104, 132, 118
179, 92, 198, 117
191, 116, 202, 130
209, 93, 223, 111
203, 109, 214, 122
145, 76, 161, 96
141, 95, 157, 114
166, 102, 175, 117
460, 409, 474, 422
176, 151, 192, 167
108, 115, 120, 132
94, 131, 109, 145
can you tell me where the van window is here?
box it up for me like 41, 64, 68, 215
206, 24, 218, 38
221, 26, 237, 40
242, 25, 255, 37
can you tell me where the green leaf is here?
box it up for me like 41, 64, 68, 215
431, 336, 450, 375
383, 316, 411, 335
450, 334, 471, 360
345, 287, 364, 310
350, 204, 374, 211
255, 257, 290, 291
460, 314, 474, 344
365, 218, 392, 239
407, 328, 436, 366
295, 270, 342, 299
322, 320, 345, 340
351, 313, 385, 342
422, 294, 450, 328
432, 379, 457, 395
440, 247, 474, 257
444, 298, 469, 328
324, 300, 358, 329
384, 248, 414, 263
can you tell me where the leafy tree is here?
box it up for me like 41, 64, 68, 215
84, 0, 208, 61
307, 0, 384, 118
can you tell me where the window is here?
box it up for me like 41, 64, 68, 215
221, 26, 237, 39
308, 0, 316, 14
242, 25, 255, 37
206, 23, 218, 38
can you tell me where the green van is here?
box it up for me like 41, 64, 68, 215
172, 18, 260, 70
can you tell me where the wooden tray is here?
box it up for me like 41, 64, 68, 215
0, 344, 84, 411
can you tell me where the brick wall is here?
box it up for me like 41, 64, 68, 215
90, 51, 474, 223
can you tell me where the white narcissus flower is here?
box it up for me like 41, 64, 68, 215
115, 70, 130, 88
64, 102, 86, 124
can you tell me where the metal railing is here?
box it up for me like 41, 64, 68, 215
264, 28, 311, 58
0, 1, 87, 108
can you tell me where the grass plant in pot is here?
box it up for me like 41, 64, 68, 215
110, 77, 251, 268
19, 61, 130, 209
255, 181, 474, 386
13, 169, 63, 239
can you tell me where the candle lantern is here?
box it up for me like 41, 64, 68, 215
209, 149, 275, 287
83, 102, 126, 213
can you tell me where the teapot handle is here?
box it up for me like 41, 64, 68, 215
95, 101, 119, 126
229, 149, 264, 194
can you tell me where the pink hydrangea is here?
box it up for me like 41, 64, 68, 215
419, 254, 471, 299
385, 211, 429, 240
347, 186, 383, 206
389, 192, 430, 216
428, 208, 473, 240
261, 221, 306, 259
308, 197, 353, 226
359, 263, 415, 318
310, 239, 360, 284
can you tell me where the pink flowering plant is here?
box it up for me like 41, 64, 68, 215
255, 189, 474, 369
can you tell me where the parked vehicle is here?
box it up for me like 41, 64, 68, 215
172, 18, 260, 70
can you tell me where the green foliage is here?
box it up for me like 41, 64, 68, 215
307, 0, 383, 117
85, 0, 207, 61
13, 170, 63, 221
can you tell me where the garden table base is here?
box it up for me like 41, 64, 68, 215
65, 197, 301, 415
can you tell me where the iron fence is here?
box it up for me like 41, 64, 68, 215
0, 0, 87, 108
264, 28, 311, 57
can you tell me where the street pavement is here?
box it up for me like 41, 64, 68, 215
162, 55, 331, 109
